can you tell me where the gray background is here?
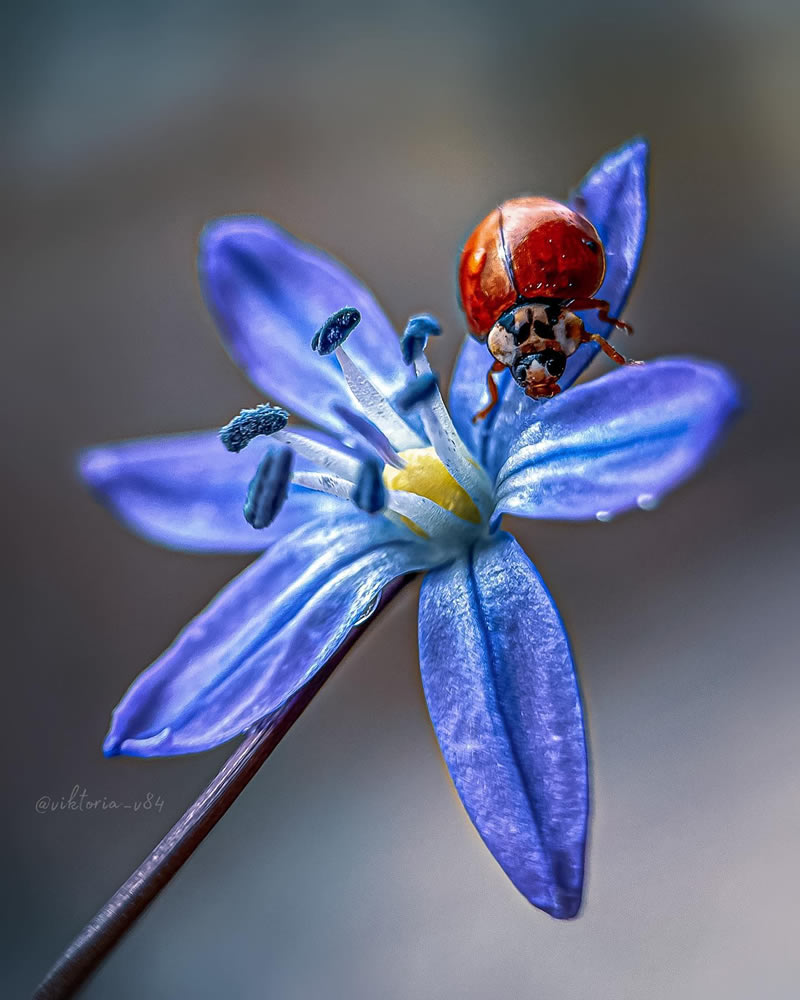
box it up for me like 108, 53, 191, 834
3, 1, 799, 997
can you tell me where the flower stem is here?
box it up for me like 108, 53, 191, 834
33, 573, 417, 1000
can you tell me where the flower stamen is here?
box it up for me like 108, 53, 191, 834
401, 314, 442, 365
292, 470, 354, 501
385, 488, 479, 542
352, 458, 387, 514
331, 402, 405, 469
311, 307, 423, 450
407, 352, 494, 516
219, 404, 288, 453
243, 446, 294, 529
334, 346, 425, 450
272, 428, 362, 481
310, 306, 361, 355
261, 308, 496, 540
395, 372, 440, 411
290, 462, 474, 540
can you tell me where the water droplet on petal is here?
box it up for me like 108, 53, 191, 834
637, 493, 658, 510
595, 510, 613, 522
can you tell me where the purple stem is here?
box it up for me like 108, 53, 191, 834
33, 573, 417, 1000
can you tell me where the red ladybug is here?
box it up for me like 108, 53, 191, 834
458, 196, 634, 421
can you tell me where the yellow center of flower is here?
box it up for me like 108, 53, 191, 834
382, 446, 482, 534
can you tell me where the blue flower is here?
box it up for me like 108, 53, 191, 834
80, 139, 738, 919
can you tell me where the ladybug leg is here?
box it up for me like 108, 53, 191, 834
583, 331, 629, 366
472, 360, 506, 423
569, 297, 633, 335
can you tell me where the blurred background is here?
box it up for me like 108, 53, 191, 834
3, 1, 799, 996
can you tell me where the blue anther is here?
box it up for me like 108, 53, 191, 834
219, 404, 289, 453
394, 372, 440, 412
243, 446, 294, 529
400, 313, 442, 365
352, 458, 386, 514
311, 307, 361, 355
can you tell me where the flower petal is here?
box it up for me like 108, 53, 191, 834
105, 513, 433, 756
447, 333, 508, 466
80, 430, 346, 553
200, 217, 406, 432
494, 359, 739, 521
418, 532, 587, 918
449, 138, 649, 476
562, 136, 649, 389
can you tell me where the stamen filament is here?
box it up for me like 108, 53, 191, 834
272, 430, 362, 481
332, 403, 406, 469
335, 346, 425, 451
292, 470, 356, 501
411, 355, 493, 516
386, 489, 482, 542
291, 469, 475, 540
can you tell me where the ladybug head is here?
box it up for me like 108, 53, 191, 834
511, 348, 567, 397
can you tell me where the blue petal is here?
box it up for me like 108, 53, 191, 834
494, 359, 739, 521
105, 513, 433, 756
200, 217, 406, 433
447, 333, 508, 466
562, 136, 649, 389
449, 138, 649, 476
418, 532, 587, 918
80, 430, 346, 554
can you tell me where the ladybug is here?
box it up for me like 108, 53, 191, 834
458, 196, 635, 421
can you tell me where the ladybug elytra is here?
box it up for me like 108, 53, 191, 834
458, 196, 634, 421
